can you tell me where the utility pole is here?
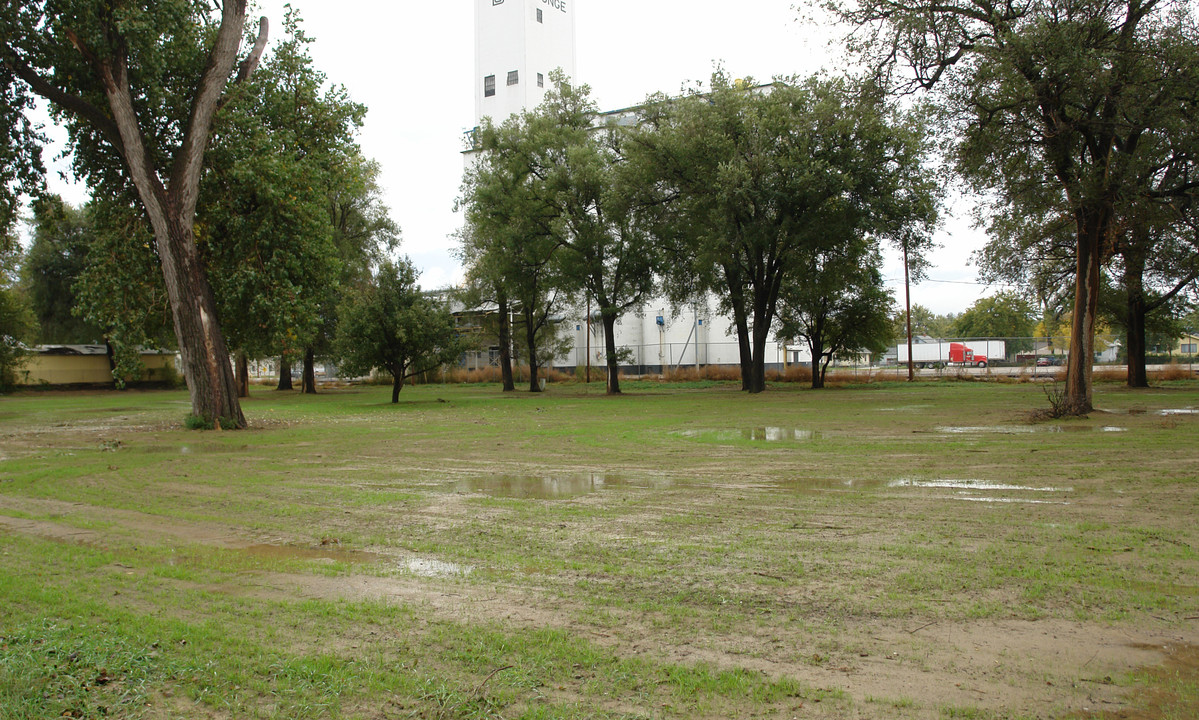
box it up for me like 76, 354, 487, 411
904, 239, 915, 382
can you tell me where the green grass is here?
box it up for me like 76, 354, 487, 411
2, 379, 1198, 718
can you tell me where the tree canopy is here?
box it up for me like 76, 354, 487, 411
828, 0, 1199, 411
334, 259, 460, 403
638, 72, 938, 392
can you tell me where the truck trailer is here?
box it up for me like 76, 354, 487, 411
896, 341, 1007, 369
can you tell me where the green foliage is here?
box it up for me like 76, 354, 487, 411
902, 304, 957, 340
0, 253, 37, 389
72, 196, 175, 386
776, 238, 894, 387
952, 291, 1037, 351
334, 258, 462, 402
830, 0, 1199, 409
638, 71, 939, 392
200, 9, 365, 360
183, 413, 237, 430
19, 195, 104, 344
458, 77, 579, 387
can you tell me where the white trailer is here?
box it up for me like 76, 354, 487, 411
897, 341, 1008, 368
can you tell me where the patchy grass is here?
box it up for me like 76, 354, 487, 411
1, 380, 1198, 718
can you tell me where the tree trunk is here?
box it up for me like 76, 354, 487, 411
236, 351, 249, 398
302, 347, 316, 394
1122, 243, 1150, 388
602, 312, 621, 394
277, 355, 293, 390
391, 374, 402, 403
160, 223, 246, 426
1064, 213, 1104, 414
1126, 299, 1148, 388
104, 340, 119, 389
729, 302, 752, 392
524, 306, 541, 393
496, 289, 515, 392
748, 319, 769, 393
808, 316, 826, 390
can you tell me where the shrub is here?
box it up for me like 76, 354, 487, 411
1158, 362, 1195, 381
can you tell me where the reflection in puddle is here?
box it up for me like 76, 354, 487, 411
460, 472, 673, 499
890, 479, 1072, 492
675, 427, 822, 442
406, 557, 471, 578
937, 425, 1126, 434
1160, 408, 1198, 416
242, 543, 379, 564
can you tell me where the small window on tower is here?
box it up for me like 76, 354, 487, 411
507, 70, 519, 86
537, 72, 544, 88
537, 8, 543, 22
484, 75, 495, 97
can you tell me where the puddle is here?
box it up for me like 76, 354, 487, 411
1159, 408, 1198, 416
890, 479, 1073, 492
675, 427, 822, 442
406, 557, 471, 578
242, 543, 379, 564
955, 497, 1069, 505
139, 444, 250, 455
936, 425, 1126, 434
460, 472, 673, 499
771, 477, 883, 492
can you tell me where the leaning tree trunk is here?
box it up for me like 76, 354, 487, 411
391, 368, 404, 403
277, 355, 293, 390
236, 351, 250, 398
1064, 213, 1105, 414
301, 347, 317, 394
601, 312, 621, 395
496, 289, 515, 392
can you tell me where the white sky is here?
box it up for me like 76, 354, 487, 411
35, 0, 1002, 316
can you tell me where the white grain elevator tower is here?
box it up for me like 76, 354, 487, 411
474, 0, 577, 126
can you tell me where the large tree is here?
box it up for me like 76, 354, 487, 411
639, 72, 937, 392
541, 77, 664, 394
459, 101, 573, 394
1, 1, 269, 427
829, 0, 1199, 412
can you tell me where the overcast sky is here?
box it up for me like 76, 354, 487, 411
36, 0, 1004, 316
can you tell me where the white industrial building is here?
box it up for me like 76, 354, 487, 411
467, 0, 807, 375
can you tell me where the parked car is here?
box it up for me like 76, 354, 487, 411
1036, 356, 1062, 367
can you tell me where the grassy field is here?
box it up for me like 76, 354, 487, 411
1, 378, 1197, 719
